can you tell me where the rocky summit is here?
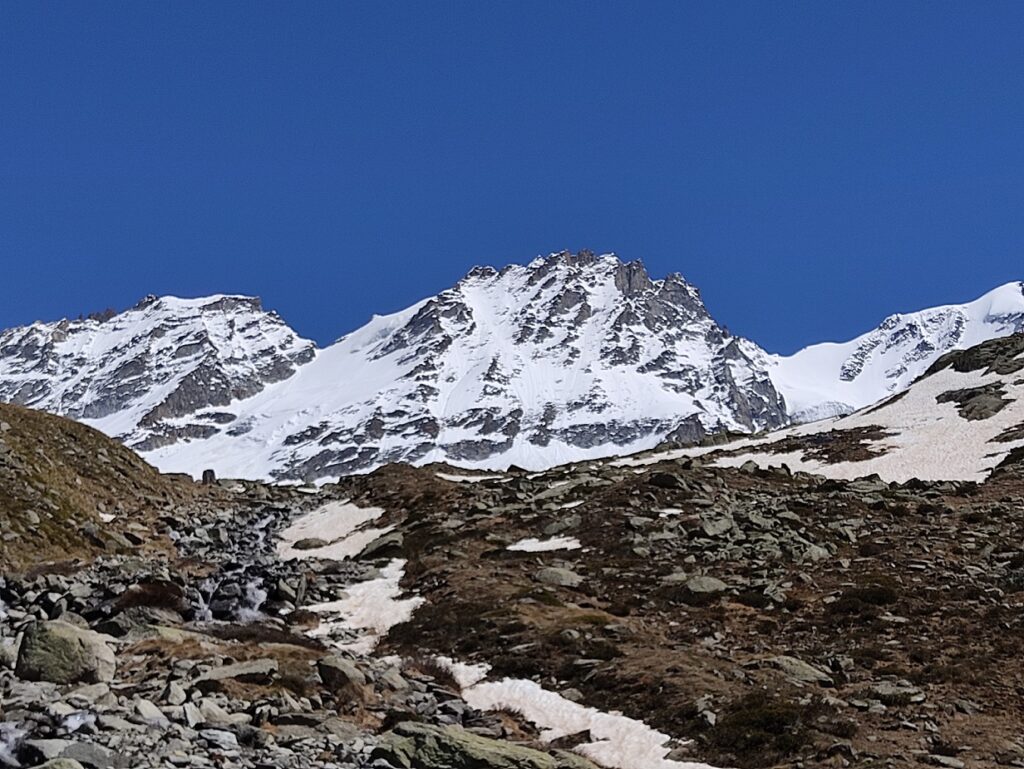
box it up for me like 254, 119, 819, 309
0, 253, 1020, 483
3, 334, 1024, 768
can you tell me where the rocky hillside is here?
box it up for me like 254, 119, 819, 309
0, 403, 193, 570
0, 421, 694, 769
363, 444, 1024, 768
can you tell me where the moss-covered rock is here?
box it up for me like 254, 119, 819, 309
371, 721, 599, 769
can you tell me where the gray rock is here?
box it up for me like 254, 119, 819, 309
200, 729, 240, 751
543, 515, 581, 536
871, 680, 925, 704
24, 739, 74, 761
134, 698, 169, 726
65, 682, 113, 707
647, 472, 683, 489
318, 656, 367, 690
62, 742, 127, 769
766, 655, 834, 686
359, 531, 405, 559
194, 658, 278, 689
293, 538, 329, 550
15, 620, 116, 685
535, 567, 583, 588
0, 637, 18, 670
372, 721, 600, 769
163, 680, 188, 706
182, 702, 205, 728
380, 667, 410, 691
685, 575, 728, 594
701, 515, 734, 537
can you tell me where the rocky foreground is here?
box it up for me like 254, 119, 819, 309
0, 477, 613, 769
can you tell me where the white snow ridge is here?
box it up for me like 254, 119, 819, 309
766, 280, 1024, 420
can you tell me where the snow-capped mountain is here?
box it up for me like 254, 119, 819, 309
147, 251, 787, 479
0, 294, 316, 451
765, 281, 1024, 422
0, 252, 786, 480
0, 252, 1020, 481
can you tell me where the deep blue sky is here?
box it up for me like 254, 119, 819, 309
2, 2, 1022, 353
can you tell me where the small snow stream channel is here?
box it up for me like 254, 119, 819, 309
277, 499, 722, 769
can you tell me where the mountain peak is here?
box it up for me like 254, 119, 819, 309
81, 251, 787, 480
0, 293, 315, 445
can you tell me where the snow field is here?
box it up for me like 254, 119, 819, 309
434, 658, 722, 769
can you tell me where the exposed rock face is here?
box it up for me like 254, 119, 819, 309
15, 621, 116, 685
252, 249, 787, 479
139, 252, 789, 480
0, 253, 788, 481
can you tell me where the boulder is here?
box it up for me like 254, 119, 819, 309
194, 658, 277, 690
535, 567, 583, 588
358, 531, 405, 559
647, 472, 683, 489
317, 656, 367, 690
292, 538, 329, 551
685, 575, 728, 594
372, 721, 600, 769
766, 655, 834, 686
15, 621, 116, 685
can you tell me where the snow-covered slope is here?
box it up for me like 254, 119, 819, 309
625, 333, 1024, 483
767, 281, 1024, 422
144, 251, 786, 479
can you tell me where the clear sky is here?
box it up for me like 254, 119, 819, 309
2, 2, 1022, 353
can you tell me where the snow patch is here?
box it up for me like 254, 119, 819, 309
507, 536, 582, 552
277, 501, 386, 561
433, 658, 721, 769
677, 366, 1024, 483
435, 472, 507, 483
307, 559, 423, 655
